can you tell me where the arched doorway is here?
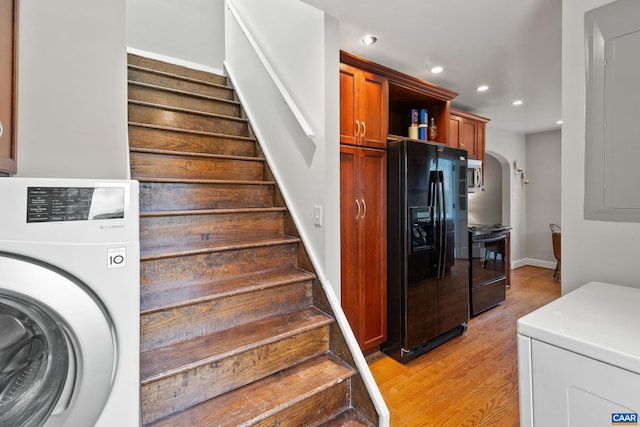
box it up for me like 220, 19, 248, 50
468, 151, 511, 227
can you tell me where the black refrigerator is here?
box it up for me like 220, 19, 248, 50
383, 139, 469, 363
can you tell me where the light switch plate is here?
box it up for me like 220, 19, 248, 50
313, 205, 323, 227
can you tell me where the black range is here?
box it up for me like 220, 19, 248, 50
468, 224, 512, 316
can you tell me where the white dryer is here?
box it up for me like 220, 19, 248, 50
0, 178, 140, 426
518, 281, 640, 427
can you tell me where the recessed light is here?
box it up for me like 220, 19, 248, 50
361, 35, 378, 45
512, 100, 523, 106
477, 85, 489, 92
431, 66, 443, 74
556, 120, 563, 125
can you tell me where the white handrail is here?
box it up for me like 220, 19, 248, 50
225, 0, 315, 140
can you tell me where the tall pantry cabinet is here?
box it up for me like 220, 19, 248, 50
339, 62, 387, 351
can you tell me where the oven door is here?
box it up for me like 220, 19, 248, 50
470, 236, 507, 287
469, 235, 507, 316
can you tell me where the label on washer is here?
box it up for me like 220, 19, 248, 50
26, 186, 124, 223
107, 247, 126, 269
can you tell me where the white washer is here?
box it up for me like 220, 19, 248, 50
518, 281, 640, 427
0, 178, 140, 426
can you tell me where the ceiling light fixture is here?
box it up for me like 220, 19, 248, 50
556, 120, 563, 125
512, 100, 523, 106
431, 66, 443, 74
361, 35, 378, 46
477, 85, 489, 92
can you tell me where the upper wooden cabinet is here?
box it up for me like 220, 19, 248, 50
341, 51, 457, 148
339, 63, 388, 149
449, 108, 490, 162
0, 0, 17, 175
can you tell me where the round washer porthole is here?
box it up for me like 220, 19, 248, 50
0, 253, 115, 427
0, 296, 70, 426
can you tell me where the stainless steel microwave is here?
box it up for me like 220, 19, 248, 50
467, 159, 482, 192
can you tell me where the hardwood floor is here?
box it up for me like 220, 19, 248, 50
368, 265, 561, 426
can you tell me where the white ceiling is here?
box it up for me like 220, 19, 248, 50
301, 0, 562, 135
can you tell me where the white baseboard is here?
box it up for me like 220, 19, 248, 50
512, 258, 556, 270
126, 47, 225, 76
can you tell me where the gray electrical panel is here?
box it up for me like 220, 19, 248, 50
585, 0, 640, 222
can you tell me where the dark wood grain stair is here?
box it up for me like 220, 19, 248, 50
128, 81, 241, 116
129, 123, 256, 157
128, 53, 376, 427
147, 354, 356, 427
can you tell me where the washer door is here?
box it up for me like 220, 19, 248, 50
0, 254, 115, 427
0, 297, 69, 426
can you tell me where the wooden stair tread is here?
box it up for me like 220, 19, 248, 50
129, 99, 247, 123
140, 307, 332, 383
140, 235, 299, 260
128, 80, 239, 105
148, 354, 355, 427
128, 121, 256, 142
139, 206, 287, 217
127, 54, 227, 85
128, 63, 230, 90
130, 147, 264, 163
137, 177, 275, 185
141, 267, 315, 313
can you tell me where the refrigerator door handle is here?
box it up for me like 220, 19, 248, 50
439, 178, 447, 279
429, 171, 445, 279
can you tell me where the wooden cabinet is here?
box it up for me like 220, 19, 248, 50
449, 108, 490, 162
340, 144, 387, 351
339, 63, 388, 149
341, 51, 457, 148
0, 0, 17, 175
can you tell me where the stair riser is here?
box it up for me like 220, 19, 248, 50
140, 211, 284, 249
141, 326, 330, 425
139, 182, 274, 211
128, 54, 228, 86
141, 281, 313, 352
254, 380, 351, 427
129, 103, 248, 136
131, 152, 264, 181
140, 244, 298, 295
128, 84, 241, 117
128, 68, 233, 100
128, 125, 255, 157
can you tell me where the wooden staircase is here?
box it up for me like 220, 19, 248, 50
127, 54, 377, 426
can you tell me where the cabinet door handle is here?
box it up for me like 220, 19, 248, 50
361, 121, 366, 139
361, 198, 367, 219
355, 121, 360, 138
0, 120, 3, 139
355, 199, 361, 220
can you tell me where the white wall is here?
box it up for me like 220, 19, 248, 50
17, 0, 129, 179
485, 126, 527, 264
468, 154, 502, 226
225, 0, 341, 295
562, 0, 640, 293
526, 130, 561, 267
127, 0, 225, 73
